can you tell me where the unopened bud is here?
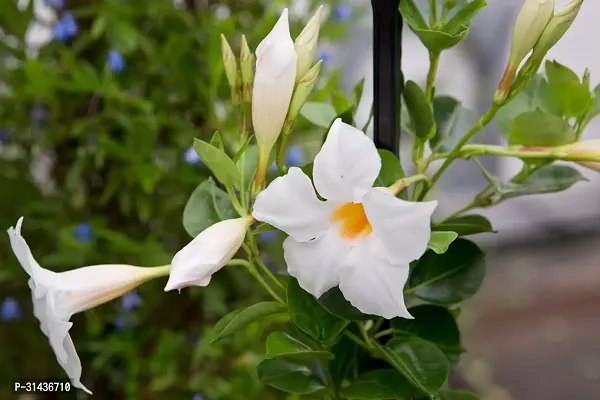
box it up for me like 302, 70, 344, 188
286, 60, 322, 124
294, 6, 323, 81
563, 139, 600, 172
531, 0, 584, 60
221, 34, 240, 104
239, 35, 254, 103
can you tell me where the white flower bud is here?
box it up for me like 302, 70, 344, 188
531, 0, 584, 60
294, 6, 323, 81
509, 0, 555, 68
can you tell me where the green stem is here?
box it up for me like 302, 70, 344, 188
389, 174, 430, 195
246, 261, 284, 304
418, 106, 499, 201
226, 259, 251, 267
429, 0, 438, 27
425, 51, 440, 102
373, 328, 394, 339
247, 230, 285, 290
276, 122, 293, 175
225, 185, 247, 216
344, 331, 372, 351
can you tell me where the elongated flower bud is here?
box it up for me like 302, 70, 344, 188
497, 0, 554, 98
239, 35, 254, 103
294, 6, 323, 81
531, 0, 584, 60
286, 60, 322, 125
221, 34, 240, 104
562, 139, 600, 171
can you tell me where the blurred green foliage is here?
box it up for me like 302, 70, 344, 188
0, 0, 352, 398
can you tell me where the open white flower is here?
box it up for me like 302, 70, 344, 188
7, 217, 170, 394
252, 119, 438, 319
164, 216, 253, 292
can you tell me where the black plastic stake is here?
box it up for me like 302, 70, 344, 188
371, 0, 403, 156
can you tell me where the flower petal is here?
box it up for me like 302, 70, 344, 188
253, 8, 297, 152
165, 217, 250, 292
7, 217, 44, 276
339, 240, 412, 319
363, 188, 437, 264
313, 119, 381, 202
283, 228, 347, 298
253, 167, 334, 242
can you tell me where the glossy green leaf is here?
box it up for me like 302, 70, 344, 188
265, 332, 335, 361
403, 81, 435, 139
545, 60, 592, 118
408, 239, 486, 304
329, 334, 359, 387
319, 287, 374, 321
431, 96, 477, 152
210, 301, 285, 343
392, 305, 463, 357
300, 101, 338, 128
257, 357, 326, 395
182, 178, 237, 237
493, 165, 586, 201
437, 390, 481, 400
341, 369, 413, 399
508, 110, 576, 146
376, 337, 449, 395
193, 138, 239, 187
427, 231, 458, 254
287, 278, 349, 346
375, 149, 405, 187
433, 215, 495, 236
399, 0, 428, 30
414, 26, 469, 53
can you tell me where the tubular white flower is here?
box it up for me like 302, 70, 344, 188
252, 8, 297, 158
508, 0, 554, 67
252, 119, 438, 319
165, 216, 253, 292
564, 139, 600, 171
7, 217, 170, 394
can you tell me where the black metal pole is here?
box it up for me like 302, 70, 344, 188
371, 0, 403, 156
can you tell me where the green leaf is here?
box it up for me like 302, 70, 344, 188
375, 149, 405, 187
427, 231, 458, 254
209, 131, 224, 150
233, 134, 253, 163
413, 26, 470, 53
329, 335, 359, 387
193, 138, 240, 187
399, 0, 428, 30
508, 110, 576, 146
545, 60, 592, 118
437, 390, 481, 400
341, 369, 413, 399
586, 84, 600, 123
403, 81, 435, 139
408, 239, 486, 304
300, 101, 338, 128
443, 0, 487, 35
257, 357, 326, 395
431, 96, 477, 152
182, 178, 237, 238
210, 302, 285, 343
493, 165, 586, 201
352, 79, 366, 107
287, 278, 349, 346
319, 287, 374, 321
392, 305, 463, 357
376, 337, 449, 395
331, 90, 352, 115
107, 21, 140, 54
265, 332, 335, 362
433, 215, 494, 236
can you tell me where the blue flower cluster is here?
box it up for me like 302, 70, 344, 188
108, 50, 125, 73
73, 223, 93, 243
333, 4, 352, 22
53, 13, 78, 42
1, 298, 21, 321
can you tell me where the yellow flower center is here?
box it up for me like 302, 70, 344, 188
331, 202, 372, 239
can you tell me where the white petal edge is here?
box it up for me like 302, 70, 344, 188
312, 119, 381, 203
363, 188, 437, 264
164, 217, 249, 292
256, 8, 292, 58
283, 228, 348, 298
253, 167, 334, 242
339, 240, 413, 320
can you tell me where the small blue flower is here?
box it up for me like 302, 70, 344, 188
286, 146, 304, 166
0, 129, 10, 144
61, 13, 78, 37
73, 223, 93, 243
317, 50, 330, 64
258, 230, 278, 242
121, 291, 142, 311
107, 50, 125, 73
53, 22, 69, 41
114, 315, 128, 330
183, 146, 202, 165
268, 161, 277, 172
44, 0, 65, 8
192, 394, 204, 400
333, 4, 352, 22
315, 362, 326, 380
1, 298, 21, 321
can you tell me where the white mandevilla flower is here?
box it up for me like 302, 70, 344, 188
164, 216, 253, 292
7, 217, 170, 394
252, 119, 438, 319
252, 8, 297, 160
